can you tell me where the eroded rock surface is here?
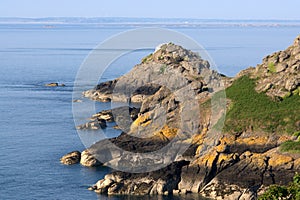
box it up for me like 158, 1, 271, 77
60, 151, 81, 165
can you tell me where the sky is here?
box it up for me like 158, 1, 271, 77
1, 0, 300, 20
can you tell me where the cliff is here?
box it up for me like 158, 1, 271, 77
62, 36, 300, 199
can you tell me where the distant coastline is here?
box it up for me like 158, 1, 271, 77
1, 17, 300, 28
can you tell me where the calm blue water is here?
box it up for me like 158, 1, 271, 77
0, 23, 299, 200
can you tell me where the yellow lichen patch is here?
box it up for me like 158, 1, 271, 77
294, 158, 300, 169
217, 153, 238, 166
250, 153, 267, 168
192, 133, 204, 145
268, 154, 293, 167
132, 114, 151, 127
215, 144, 228, 153
202, 127, 208, 134
193, 149, 219, 168
236, 136, 269, 146
141, 120, 152, 127
219, 135, 235, 145
277, 135, 292, 144
153, 125, 178, 141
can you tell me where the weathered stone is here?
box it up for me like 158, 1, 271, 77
252, 35, 300, 98
76, 119, 106, 130
80, 150, 102, 167
285, 78, 299, 91
60, 151, 81, 165
275, 63, 287, 72
62, 40, 300, 198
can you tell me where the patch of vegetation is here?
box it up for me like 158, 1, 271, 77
293, 131, 300, 137
259, 173, 300, 200
268, 62, 276, 73
223, 76, 300, 134
293, 87, 300, 96
280, 140, 300, 153
141, 53, 153, 63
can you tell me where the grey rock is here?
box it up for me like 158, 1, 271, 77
275, 63, 287, 72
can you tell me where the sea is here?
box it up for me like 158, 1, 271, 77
0, 18, 300, 200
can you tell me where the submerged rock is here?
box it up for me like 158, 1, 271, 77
60, 151, 81, 165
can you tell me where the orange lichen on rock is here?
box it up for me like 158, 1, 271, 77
235, 136, 269, 146
153, 125, 178, 141
132, 114, 151, 127
268, 154, 293, 168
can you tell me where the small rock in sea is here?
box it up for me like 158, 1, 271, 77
45, 82, 66, 87
73, 99, 83, 103
60, 151, 81, 165
80, 149, 102, 167
45, 82, 59, 87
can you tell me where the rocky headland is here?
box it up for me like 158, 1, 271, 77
62, 36, 300, 199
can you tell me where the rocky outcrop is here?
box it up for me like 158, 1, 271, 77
60, 151, 81, 165
237, 35, 300, 99
75, 106, 139, 131
89, 161, 188, 195
82, 43, 222, 104
60, 150, 102, 167
76, 119, 107, 130
64, 38, 300, 199
80, 150, 102, 167
199, 148, 297, 200
83, 80, 117, 102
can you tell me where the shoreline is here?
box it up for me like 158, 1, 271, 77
63, 36, 300, 199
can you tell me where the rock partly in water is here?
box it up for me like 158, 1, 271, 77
45, 83, 58, 87
63, 39, 300, 198
45, 82, 65, 87
75, 106, 139, 131
80, 150, 102, 167
76, 119, 106, 130
60, 151, 81, 165
89, 161, 189, 195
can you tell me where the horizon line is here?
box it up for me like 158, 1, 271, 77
0, 16, 300, 22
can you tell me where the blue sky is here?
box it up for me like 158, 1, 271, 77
1, 0, 300, 20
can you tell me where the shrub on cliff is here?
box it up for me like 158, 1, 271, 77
259, 173, 300, 200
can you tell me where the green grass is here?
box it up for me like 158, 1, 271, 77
223, 76, 300, 134
280, 140, 300, 153
293, 131, 300, 137
268, 62, 276, 73
141, 53, 153, 63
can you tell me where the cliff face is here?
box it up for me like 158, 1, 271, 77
64, 37, 300, 199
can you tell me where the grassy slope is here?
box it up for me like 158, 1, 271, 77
223, 76, 300, 135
